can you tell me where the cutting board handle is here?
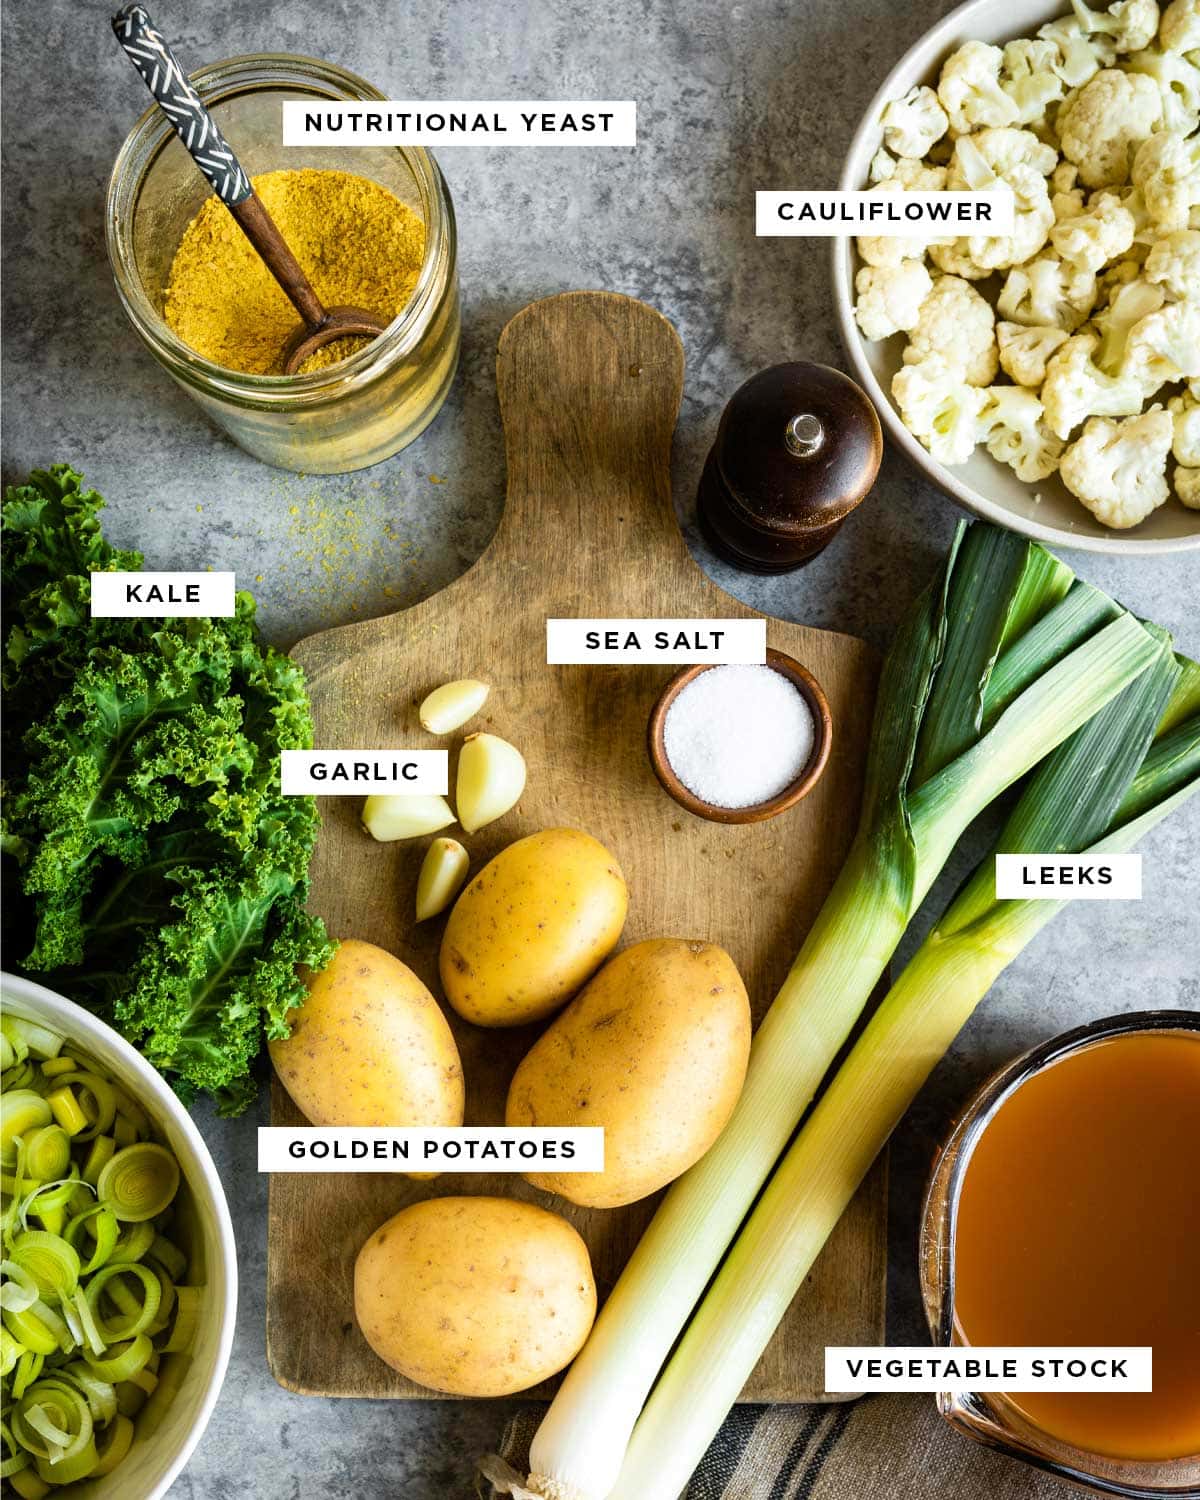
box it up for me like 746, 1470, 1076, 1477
493, 291, 689, 572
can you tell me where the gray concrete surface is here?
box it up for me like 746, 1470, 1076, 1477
3, 0, 1198, 1495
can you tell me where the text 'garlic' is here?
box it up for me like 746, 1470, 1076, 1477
416, 837, 470, 921
363, 793, 455, 843
419, 679, 490, 735
456, 733, 526, 834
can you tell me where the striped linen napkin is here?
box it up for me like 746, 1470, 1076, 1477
485, 1394, 1083, 1498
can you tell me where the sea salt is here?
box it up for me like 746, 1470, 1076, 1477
662, 664, 815, 809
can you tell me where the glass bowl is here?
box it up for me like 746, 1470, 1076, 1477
920, 1009, 1200, 1498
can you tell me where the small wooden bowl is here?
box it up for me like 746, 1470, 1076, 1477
647, 648, 833, 824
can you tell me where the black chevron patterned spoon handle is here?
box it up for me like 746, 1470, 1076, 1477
112, 4, 251, 204
108, 2, 362, 353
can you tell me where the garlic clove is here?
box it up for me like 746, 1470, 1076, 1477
456, 733, 526, 834
415, 837, 470, 921
419, 679, 490, 736
362, 793, 456, 843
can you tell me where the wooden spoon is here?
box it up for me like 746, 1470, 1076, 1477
112, 4, 389, 374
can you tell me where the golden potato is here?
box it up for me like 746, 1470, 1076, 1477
439, 828, 627, 1028
354, 1196, 596, 1396
507, 938, 751, 1207
269, 938, 463, 1136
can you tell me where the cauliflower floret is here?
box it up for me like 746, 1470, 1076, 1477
1160, 0, 1200, 56
892, 357, 988, 465
1042, 329, 1151, 436
966, 171, 1055, 268
869, 147, 897, 183
1169, 387, 1200, 461
948, 126, 1060, 179
1049, 189, 1136, 267
998, 251, 1098, 329
1145, 228, 1200, 294
1094, 276, 1167, 370
882, 85, 950, 159
1001, 39, 1068, 125
1167, 373, 1200, 499
1038, 15, 1118, 85
1053, 161, 1088, 219
1132, 130, 1200, 231
1126, 297, 1200, 378
997, 320, 1071, 384
947, 129, 1057, 267
937, 41, 1020, 132
1058, 69, 1163, 187
855, 260, 936, 340
1068, 0, 1161, 53
1127, 48, 1200, 133
1059, 406, 1175, 526
1053, 187, 1087, 221
928, 239, 994, 278
856, 165, 951, 266
977, 385, 1067, 478
1096, 255, 1145, 306
903, 275, 999, 385
1115, 183, 1159, 244
894, 159, 950, 191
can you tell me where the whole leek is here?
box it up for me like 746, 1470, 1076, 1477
497, 522, 1166, 1500
613, 634, 1200, 1500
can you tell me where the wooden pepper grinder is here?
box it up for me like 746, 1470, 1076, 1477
697, 363, 882, 572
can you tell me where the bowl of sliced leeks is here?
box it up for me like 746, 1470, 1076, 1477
1, 972, 236, 1499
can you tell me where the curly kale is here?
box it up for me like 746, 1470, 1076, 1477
2, 466, 333, 1114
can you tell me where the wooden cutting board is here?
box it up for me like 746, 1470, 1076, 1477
267, 291, 887, 1404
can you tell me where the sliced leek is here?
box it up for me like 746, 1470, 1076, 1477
96, 1144, 179, 1223
89, 1412, 133, 1476
1, 1017, 197, 1491
22, 1132, 69, 1186
1, 1096, 52, 1169
7, 1235, 79, 1304
0, 1018, 63, 1065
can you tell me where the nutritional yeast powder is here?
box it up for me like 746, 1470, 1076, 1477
163, 168, 425, 376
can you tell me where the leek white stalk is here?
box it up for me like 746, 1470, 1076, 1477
613, 638, 1199, 1500
498, 523, 1165, 1500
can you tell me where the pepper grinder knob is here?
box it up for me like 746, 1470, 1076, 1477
697, 363, 882, 573
784, 413, 825, 458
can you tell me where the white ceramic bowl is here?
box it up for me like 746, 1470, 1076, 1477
832, 0, 1200, 556
1, 972, 237, 1500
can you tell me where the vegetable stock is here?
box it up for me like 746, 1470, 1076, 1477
954, 1031, 1200, 1462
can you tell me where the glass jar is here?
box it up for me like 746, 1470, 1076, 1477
920, 1010, 1200, 1499
106, 54, 460, 474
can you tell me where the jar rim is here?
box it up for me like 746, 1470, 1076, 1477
104, 51, 455, 406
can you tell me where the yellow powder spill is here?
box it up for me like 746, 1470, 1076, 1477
258, 481, 427, 618
163, 169, 425, 376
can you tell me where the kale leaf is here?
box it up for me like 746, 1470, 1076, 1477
2, 465, 333, 1113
